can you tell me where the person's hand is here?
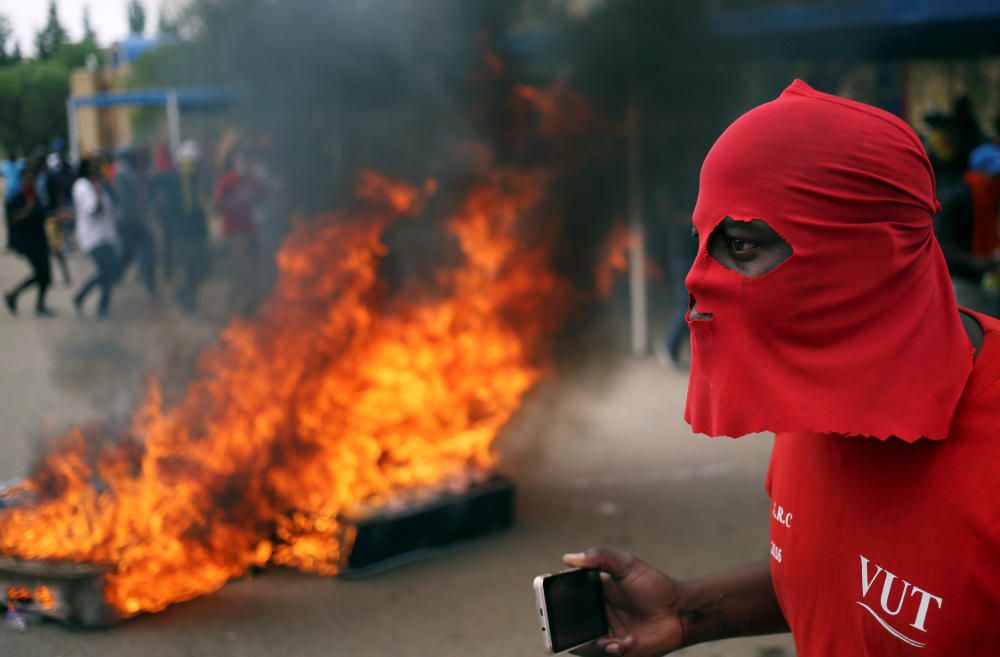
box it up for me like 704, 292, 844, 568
12, 199, 35, 223
563, 548, 686, 657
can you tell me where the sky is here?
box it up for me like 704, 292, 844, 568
0, 0, 182, 55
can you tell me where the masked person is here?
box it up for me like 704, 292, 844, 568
564, 80, 998, 657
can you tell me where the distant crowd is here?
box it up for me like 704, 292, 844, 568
1, 139, 266, 319
925, 95, 1000, 316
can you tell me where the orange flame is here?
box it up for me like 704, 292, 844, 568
513, 82, 594, 140
0, 169, 570, 615
595, 220, 663, 297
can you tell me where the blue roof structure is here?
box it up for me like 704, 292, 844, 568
709, 0, 1000, 34
705, 0, 1000, 57
109, 35, 178, 69
69, 88, 233, 110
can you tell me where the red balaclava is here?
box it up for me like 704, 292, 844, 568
684, 80, 974, 442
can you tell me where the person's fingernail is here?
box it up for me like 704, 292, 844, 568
563, 552, 585, 561
605, 643, 621, 655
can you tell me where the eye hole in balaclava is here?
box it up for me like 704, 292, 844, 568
706, 217, 793, 278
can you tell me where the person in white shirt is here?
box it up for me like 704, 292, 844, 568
72, 158, 119, 318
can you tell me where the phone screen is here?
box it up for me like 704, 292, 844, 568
543, 569, 609, 652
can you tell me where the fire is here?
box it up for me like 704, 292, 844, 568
0, 168, 570, 615
596, 219, 663, 297
6, 586, 53, 610
513, 82, 594, 142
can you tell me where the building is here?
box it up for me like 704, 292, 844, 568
69, 35, 169, 156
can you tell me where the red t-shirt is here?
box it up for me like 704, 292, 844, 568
766, 310, 1000, 655
213, 171, 264, 237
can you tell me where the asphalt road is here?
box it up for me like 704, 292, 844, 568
0, 250, 795, 657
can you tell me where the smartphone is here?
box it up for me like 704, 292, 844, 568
533, 568, 609, 653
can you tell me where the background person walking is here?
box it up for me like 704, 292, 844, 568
72, 158, 119, 319
213, 148, 266, 314
113, 149, 158, 300
3, 160, 55, 317
150, 140, 210, 312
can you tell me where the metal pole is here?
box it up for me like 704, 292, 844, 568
166, 89, 181, 154
66, 97, 80, 165
626, 99, 648, 356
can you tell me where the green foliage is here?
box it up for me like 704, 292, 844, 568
82, 5, 97, 44
128, 0, 147, 36
0, 60, 66, 152
0, 14, 14, 66
0, 39, 101, 153
157, 7, 180, 36
50, 41, 102, 70
0, 1, 95, 152
35, 0, 69, 60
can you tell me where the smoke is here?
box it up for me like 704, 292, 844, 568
161, 1, 514, 206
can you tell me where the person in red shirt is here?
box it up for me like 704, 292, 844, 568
212, 148, 267, 313
213, 148, 265, 240
563, 80, 999, 656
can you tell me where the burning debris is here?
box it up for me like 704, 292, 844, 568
339, 476, 514, 577
0, 557, 116, 629
0, 167, 572, 621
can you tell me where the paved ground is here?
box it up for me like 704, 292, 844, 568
0, 250, 795, 656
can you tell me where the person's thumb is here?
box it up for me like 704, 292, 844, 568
563, 547, 639, 581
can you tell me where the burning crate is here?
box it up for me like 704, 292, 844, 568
0, 557, 118, 629
0, 480, 118, 629
338, 475, 514, 577
0, 476, 514, 628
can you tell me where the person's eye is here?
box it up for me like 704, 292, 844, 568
727, 237, 758, 259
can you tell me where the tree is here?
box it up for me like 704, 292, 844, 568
128, 0, 147, 36
34, 0, 68, 60
0, 14, 14, 66
51, 40, 102, 70
0, 59, 70, 153
82, 4, 97, 44
157, 7, 180, 36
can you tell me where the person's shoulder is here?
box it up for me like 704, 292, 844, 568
962, 310, 1000, 393
968, 310, 1000, 336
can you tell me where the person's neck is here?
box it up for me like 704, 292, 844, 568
960, 310, 984, 358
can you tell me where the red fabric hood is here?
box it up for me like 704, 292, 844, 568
684, 80, 974, 442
